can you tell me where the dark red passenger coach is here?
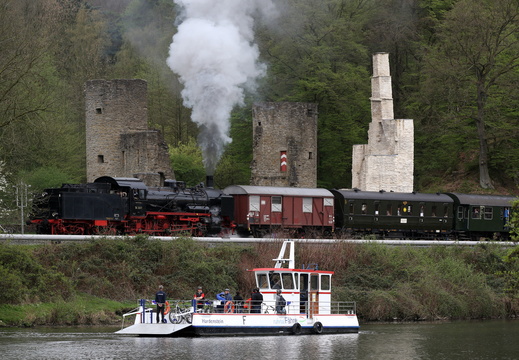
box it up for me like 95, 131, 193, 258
223, 185, 335, 238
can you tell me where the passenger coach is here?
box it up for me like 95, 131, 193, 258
331, 189, 454, 239
223, 185, 335, 238
445, 193, 514, 240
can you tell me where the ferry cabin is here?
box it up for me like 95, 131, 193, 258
252, 266, 333, 316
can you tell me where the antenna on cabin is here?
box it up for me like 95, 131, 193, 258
273, 240, 295, 269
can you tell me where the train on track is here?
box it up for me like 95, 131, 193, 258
29, 176, 517, 240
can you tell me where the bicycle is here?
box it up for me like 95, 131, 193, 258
169, 301, 193, 324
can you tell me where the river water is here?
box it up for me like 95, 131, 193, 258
1, 320, 518, 360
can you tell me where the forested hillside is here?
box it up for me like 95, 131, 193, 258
0, 0, 518, 226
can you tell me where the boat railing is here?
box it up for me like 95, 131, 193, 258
120, 299, 356, 326
268, 300, 356, 315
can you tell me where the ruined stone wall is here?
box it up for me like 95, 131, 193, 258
251, 102, 317, 188
351, 53, 414, 192
85, 79, 173, 186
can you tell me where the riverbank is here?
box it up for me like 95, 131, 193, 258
1, 236, 518, 326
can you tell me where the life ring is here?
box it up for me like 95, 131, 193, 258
291, 322, 302, 335
164, 301, 170, 315
313, 321, 323, 334
243, 298, 251, 309
224, 301, 235, 313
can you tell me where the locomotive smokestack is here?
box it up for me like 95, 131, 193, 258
206, 175, 214, 188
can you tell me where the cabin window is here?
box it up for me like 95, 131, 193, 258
249, 195, 260, 211
138, 189, 146, 200
282, 273, 295, 289
303, 197, 312, 213
321, 275, 331, 291
310, 274, 319, 291
361, 203, 367, 215
324, 198, 333, 207
272, 196, 282, 212
472, 206, 482, 219
269, 273, 282, 289
257, 273, 269, 289
484, 207, 493, 220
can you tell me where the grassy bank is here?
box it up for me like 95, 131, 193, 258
1, 236, 518, 326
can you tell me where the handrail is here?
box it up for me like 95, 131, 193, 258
120, 299, 356, 326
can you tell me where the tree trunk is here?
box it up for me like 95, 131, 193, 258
476, 81, 494, 189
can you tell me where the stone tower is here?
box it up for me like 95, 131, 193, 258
351, 53, 414, 192
85, 79, 174, 186
251, 102, 317, 188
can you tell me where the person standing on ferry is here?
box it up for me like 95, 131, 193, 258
155, 285, 167, 323
251, 288, 263, 313
193, 286, 205, 312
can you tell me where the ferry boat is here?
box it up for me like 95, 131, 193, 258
116, 240, 359, 336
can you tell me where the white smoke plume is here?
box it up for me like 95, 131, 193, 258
167, 0, 275, 175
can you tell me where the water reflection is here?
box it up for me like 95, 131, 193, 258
1, 320, 518, 360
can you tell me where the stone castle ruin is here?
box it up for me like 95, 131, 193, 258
351, 53, 414, 192
85, 79, 174, 186
250, 102, 318, 188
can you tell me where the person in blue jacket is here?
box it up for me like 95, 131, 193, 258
216, 288, 234, 313
155, 285, 167, 323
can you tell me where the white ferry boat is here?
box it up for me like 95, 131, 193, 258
116, 240, 359, 336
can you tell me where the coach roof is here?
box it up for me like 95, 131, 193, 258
223, 185, 333, 197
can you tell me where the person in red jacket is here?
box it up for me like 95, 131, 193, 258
192, 286, 205, 312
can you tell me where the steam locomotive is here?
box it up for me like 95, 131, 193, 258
30, 176, 234, 236
29, 176, 516, 240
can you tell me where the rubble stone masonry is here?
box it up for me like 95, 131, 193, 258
251, 102, 317, 188
85, 79, 173, 186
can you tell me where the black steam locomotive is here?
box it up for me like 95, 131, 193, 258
30, 176, 234, 236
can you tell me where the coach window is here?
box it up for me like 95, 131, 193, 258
349, 201, 355, 215
484, 207, 493, 220
386, 204, 392, 215
374, 202, 380, 215
472, 206, 482, 219
303, 197, 313, 213
420, 204, 425, 217
272, 196, 282, 212
443, 204, 449, 217
432, 206, 437, 217
361, 203, 367, 214
456, 206, 463, 220
250, 195, 260, 211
